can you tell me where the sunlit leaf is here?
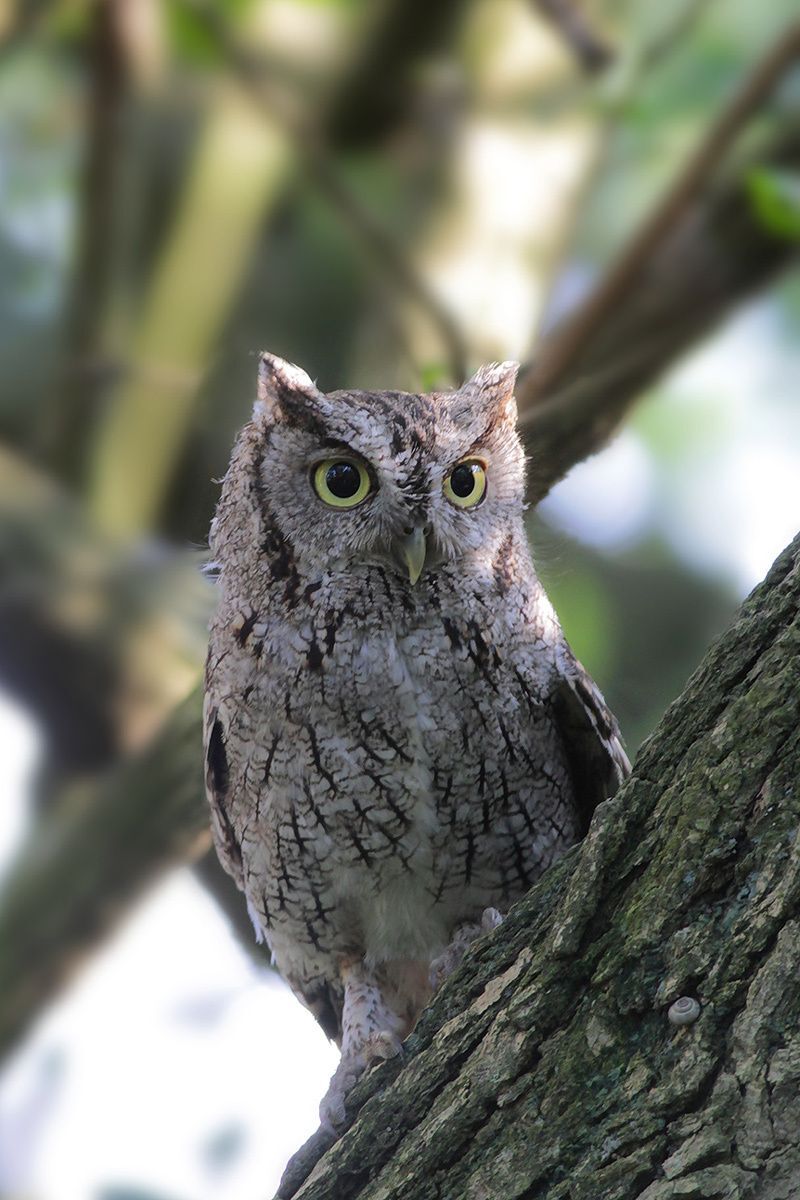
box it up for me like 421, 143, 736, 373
419, 363, 450, 391
165, 1, 223, 66
165, 0, 260, 66
746, 167, 800, 242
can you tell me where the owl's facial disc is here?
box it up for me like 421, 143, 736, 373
248, 355, 525, 588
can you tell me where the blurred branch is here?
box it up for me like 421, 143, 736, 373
531, 0, 614, 74
0, 446, 210, 784
323, 0, 471, 150
519, 20, 800, 499
525, 20, 800, 405
88, 89, 289, 537
637, 0, 715, 76
0, 0, 49, 59
506, 1, 714, 130
41, 0, 130, 486
300, 148, 469, 386
0, 447, 124, 778
198, 2, 470, 384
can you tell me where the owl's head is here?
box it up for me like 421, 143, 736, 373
218, 353, 526, 587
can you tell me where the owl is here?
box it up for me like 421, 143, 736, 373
203, 353, 629, 1129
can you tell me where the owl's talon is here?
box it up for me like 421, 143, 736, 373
430, 908, 505, 991
319, 1093, 347, 1135
318, 1027, 403, 1133
481, 907, 504, 933
319, 1062, 359, 1132
364, 1029, 404, 1065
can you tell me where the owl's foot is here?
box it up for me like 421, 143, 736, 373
429, 907, 504, 991
365, 1028, 405, 1062
319, 1030, 403, 1132
319, 961, 406, 1133
318, 1056, 361, 1134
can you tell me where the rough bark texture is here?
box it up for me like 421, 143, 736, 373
278, 532, 800, 1200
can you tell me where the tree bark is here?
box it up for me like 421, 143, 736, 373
278, 532, 800, 1200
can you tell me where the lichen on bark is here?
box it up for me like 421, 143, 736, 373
280, 533, 800, 1200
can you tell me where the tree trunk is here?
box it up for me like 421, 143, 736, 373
279, 532, 800, 1200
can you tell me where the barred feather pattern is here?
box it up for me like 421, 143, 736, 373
203, 354, 629, 1122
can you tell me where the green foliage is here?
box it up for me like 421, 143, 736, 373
536, 558, 616, 680
165, 0, 261, 66
419, 362, 451, 391
746, 167, 800, 242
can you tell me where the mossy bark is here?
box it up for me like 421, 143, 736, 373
279, 533, 800, 1200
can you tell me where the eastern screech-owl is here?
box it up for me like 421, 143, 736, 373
204, 353, 629, 1128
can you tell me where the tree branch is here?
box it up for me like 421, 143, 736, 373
40, 0, 130, 486
519, 117, 800, 500
322, 0, 471, 150
525, 21, 800, 403
301, 145, 470, 386
531, 0, 614, 74
198, 2, 470, 385
277, 531, 800, 1198
517, 21, 800, 498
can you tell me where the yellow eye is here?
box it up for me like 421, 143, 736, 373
444, 460, 486, 509
312, 459, 372, 508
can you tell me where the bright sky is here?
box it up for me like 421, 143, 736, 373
542, 302, 800, 593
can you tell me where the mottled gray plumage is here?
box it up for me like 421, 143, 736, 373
203, 353, 629, 1126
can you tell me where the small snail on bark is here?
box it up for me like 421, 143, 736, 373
667, 996, 701, 1026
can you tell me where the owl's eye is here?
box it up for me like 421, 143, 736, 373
444, 460, 487, 509
312, 459, 372, 509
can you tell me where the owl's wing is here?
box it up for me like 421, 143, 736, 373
203, 691, 246, 891
296, 979, 345, 1046
550, 641, 631, 838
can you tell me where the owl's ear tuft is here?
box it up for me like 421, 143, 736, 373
255, 352, 321, 421
458, 361, 520, 425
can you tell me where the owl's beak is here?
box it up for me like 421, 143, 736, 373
397, 527, 427, 585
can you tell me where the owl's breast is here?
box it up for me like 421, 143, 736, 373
210, 576, 578, 964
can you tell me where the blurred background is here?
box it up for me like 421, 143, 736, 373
0, 0, 798, 1196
